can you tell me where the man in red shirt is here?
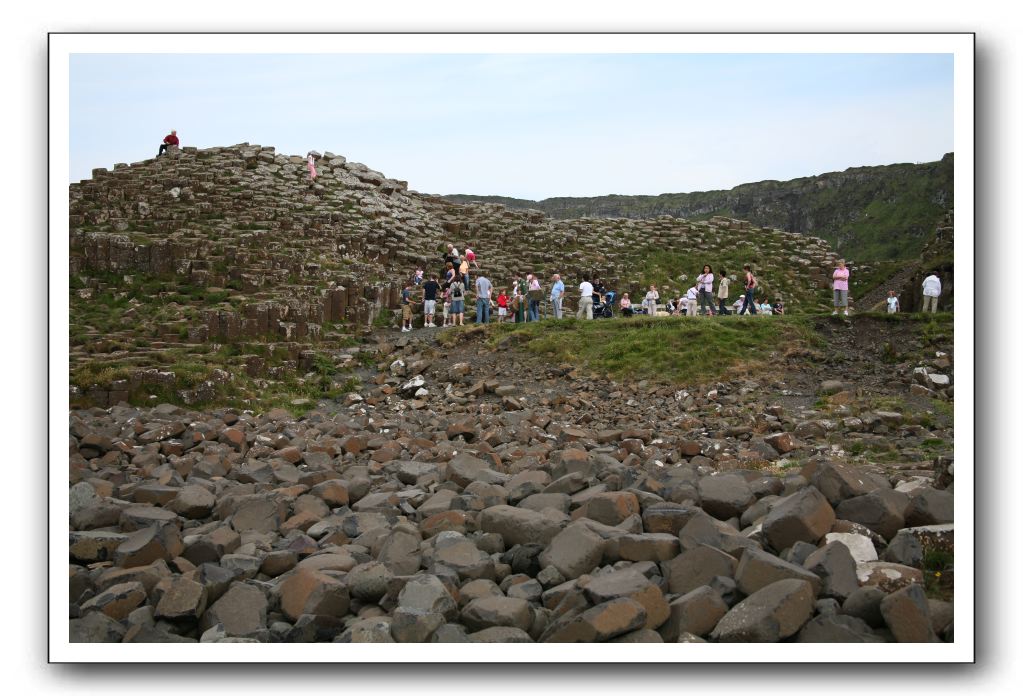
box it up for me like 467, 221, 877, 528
158, 130, 179, 156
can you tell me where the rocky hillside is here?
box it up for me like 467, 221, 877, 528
70, 144, 846, 411
69, 314, 955, 644
444, 154, 954, 262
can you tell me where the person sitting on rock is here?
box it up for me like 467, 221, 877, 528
158, 130, 179, 156
620, 293, 634, 317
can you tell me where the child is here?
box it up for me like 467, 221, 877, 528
442, 286, 452, 327
886, 290, 900, 313
413, 268, 424, 286
400, 282, 414, 332
497, 289, 509, 323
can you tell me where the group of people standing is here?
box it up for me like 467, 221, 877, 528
396, 246, 947, 331
832, 260, 945, 315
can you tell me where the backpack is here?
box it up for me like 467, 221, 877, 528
451, 282, 464, 299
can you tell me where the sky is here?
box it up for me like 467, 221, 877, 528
69, 53, 954, 199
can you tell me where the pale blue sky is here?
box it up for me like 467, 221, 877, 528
69, 53, 953, 198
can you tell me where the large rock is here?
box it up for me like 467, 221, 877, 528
618, 533, 681, 562
538, 523, 606, 580
432, 536, 495, 581
697, 474, 755, 520
842, 586, 887, 628
661, 545, 737, 596
80, 581, 147, 621
114, 524, 183, 568
390, 608, 446, 643
811, 461, 884, 506
460, 596, 532, 633
796, 614, 883, 642
70, 530, 128, 564
167, 485, 216, 519
70, 611, 127, 643
200, 582, 267, 637
446, 452, 498, 488
762, 487, 835, 552
836, 489, 909, 540
881, 583, 939, 642
856, 561, 924, 593
278, 568, 350, 621
735, 546, 823, 597
802, 541, 859, 601
480, 505, 563, 547
377, 527, 423, 575
582, 569, 669, 630
572, 492, 640, 526
658, 586, 728, 641
346, 562, 394, 603
905, 489, 954, 526
397, 574, 458, 620
709, 579, 815, 642
542, 597, 648, 642
823, 532, 878, 563
154, 576, 208, 621
230, 496, 287, 534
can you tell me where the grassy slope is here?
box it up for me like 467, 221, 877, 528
442, 312, 952, 387
443, 315, 821, 386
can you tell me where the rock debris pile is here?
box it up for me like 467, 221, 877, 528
69, 322, 954, 644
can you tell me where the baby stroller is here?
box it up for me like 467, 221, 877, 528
594, 290, 616, 319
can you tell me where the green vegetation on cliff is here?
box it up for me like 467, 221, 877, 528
444, 154, 953, 262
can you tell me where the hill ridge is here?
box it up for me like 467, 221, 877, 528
442, 154, 953, 261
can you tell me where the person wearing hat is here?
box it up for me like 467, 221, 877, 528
158, 130, 179, 156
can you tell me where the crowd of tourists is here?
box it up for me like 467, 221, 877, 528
397, 245, 947, 331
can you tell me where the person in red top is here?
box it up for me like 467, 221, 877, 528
496, 289, 509, 323
158, 130, 179, 156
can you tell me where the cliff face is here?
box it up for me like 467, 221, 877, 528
443, 154, 954, 262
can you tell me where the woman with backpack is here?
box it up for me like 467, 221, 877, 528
449, 273, 466, 326
739, 264, 758, 315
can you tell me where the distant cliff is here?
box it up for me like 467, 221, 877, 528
443, 154, 953, 261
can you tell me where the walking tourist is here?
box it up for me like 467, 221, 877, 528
739, 264, 758, 315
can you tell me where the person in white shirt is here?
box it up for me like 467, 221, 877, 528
685, 286, 699, 317
643, 285, 659, 316
921, 272, 942, 312
577, 278, 595, 319
886, 290, 900, 313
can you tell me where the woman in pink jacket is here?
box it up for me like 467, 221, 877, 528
832, 260, 850, 316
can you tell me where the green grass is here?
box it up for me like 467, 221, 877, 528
445, 315, 816, 386
922, 549, 954, 601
